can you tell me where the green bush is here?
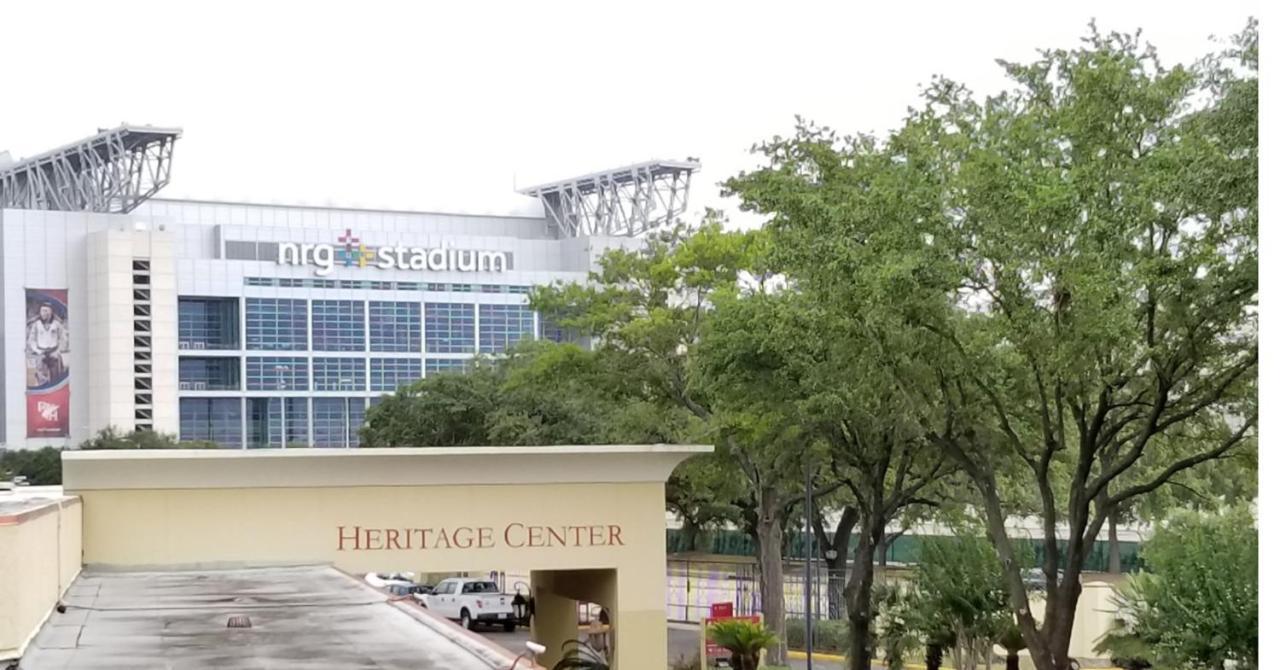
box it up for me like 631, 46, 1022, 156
0, 446, 63, 485
80, 426, 216, 450
785, 618, 848, 654
1, 428, 217, 486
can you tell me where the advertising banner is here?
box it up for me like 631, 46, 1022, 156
25, 288, 70, 438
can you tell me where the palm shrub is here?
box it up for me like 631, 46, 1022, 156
551, 640, 609, 669
873, 582, 919, 670
708, 619, 779, 670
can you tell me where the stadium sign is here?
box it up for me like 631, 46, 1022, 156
277, 229, 507, 276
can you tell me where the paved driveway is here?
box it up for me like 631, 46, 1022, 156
480, 623, 850, 669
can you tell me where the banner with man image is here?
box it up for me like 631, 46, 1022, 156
25, 288, 69, 438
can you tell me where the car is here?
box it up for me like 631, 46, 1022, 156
415, 577, 516, 631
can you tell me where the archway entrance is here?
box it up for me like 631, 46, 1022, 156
62, 445, 708, 669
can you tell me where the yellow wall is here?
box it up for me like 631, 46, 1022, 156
0, 498, 82, 660
61, 445, 707, 669
1024, 579, 1122, 661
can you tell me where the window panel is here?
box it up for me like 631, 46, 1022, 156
425, 358, 469, 375
247, 357, 308, 391
178, 357, 240, 391
313, 397, 364, 448
312, 357, 366, 391
246, 298, 307, 351
312, 300, 366, 351
478, 304, 534, 353
369, 301, 421, 352
370, 358, 422, 392
247, 397, 308, 448
425, 303, 475, 353
178, 297, 239, 350
179, 398, 243, 448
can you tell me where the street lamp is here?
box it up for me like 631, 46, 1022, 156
273, 365, 290, 449
804, 459, 815, 670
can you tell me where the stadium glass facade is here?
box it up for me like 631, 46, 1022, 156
1, 199, 631, 450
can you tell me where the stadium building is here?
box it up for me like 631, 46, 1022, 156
0, 125, 698, 450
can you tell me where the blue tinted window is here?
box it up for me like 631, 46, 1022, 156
246, 298, 307, 350
313, 357, 366, 391
179, 357, 240, 391
312, 300, 365, 351
246, 357, 308, 391
178, 297, 239, 350
425, 358, 469, 375
369, 301, 421, 352
425, 303, 475, 353
247, 397, 308, 448
370, 358, 422, 392
313, 397, 364, 447
478, 304, 535, 353
179, 398, 243, 448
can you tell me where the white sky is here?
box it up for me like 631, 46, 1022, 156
0, 0, 1258, 225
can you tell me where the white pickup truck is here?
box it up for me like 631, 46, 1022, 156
415, 577, 516, 631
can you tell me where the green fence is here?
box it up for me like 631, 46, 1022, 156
667, 528, 1143, 573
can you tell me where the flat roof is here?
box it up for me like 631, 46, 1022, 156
20, 565, 521, 669
62, 445, 714, 491
0, 486, 77, 525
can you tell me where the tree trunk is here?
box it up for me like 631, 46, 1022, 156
1036, 563, 1084, 670
1107, 512, 1121, 574
926, 643, 943, 670
814, 506, 856, 619
754, 488, 788, 667
679, 518, 700, 553
844, 524, 880, 670
1006, 653, 1020, 670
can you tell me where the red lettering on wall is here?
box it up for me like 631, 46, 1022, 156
335, 524, 621, 551
452, 527, 474, 549
338, 525, 361, 551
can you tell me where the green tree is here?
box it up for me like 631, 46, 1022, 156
728, 22, 1257, 670
914, 533, 1022, 670
1096, 506, 1257, 670
696, 288, 950, 669
362, 362, 501, 446
532, 220, 809, 665
0, 447, 62, 485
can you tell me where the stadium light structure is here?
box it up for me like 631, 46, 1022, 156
519, 159, 699, 238
0, 125, 181, 214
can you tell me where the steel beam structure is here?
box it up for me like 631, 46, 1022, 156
519, 160, 698, 238
1, 125, 181, 214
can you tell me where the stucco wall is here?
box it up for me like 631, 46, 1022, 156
0, 497, 82, 660
62, 445, 706, 669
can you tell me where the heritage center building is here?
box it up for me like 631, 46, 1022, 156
0, 126, 697, 450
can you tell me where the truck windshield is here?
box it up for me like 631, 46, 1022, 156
463, 582, 499, 594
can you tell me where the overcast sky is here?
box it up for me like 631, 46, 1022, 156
0, 0, 1257, 225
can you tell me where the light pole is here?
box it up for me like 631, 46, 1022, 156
804, 459, 815, 670
274, 365, 290, 449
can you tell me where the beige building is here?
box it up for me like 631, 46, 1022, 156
52, 444, 709, 668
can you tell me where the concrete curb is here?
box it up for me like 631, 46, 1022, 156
784, 650, 1123, 670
